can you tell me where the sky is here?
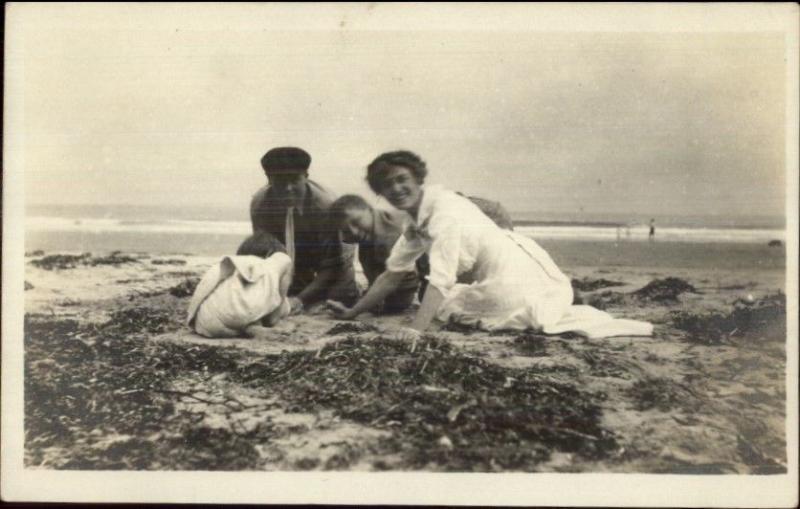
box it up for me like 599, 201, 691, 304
15, 6, 789, 222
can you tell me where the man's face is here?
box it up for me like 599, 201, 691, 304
268, 170, 308, 207
340, 206, 374, 243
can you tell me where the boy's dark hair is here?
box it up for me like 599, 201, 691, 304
236, 232, 287, 258
366, 150, 428, 194
329, 194, 372, 226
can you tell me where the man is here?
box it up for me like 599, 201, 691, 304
329, 192, 514, 306
329, 194, 419, 314
250, 147, 359, 313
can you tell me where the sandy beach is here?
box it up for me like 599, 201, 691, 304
23, 244, 787, 473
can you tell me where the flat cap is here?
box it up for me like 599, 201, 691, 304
261, 147, 311, 173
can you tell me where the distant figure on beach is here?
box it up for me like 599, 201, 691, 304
649, 218, 656, 240
250, 147, 359, 314
187, 232, 293, 338
327, 150, 653, 344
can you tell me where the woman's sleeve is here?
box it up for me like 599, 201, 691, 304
386, 231, 425, 273
425, 213, 462, 293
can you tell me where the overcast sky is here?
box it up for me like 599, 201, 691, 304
16, 7, 788, 220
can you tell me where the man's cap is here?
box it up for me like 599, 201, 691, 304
261, 147, 311, 174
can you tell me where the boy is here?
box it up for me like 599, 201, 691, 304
329, 194, 419, 314
187, 232, 293, 338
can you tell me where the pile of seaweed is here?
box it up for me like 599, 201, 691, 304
326, 322, 378, 335
152, 258, 187, 266
168, 277, 201, 298
30, 251, 138, 270
24, 312, 259, 470
671, 293, 786, 345
588, 277, 698, 310
627, 377, 699, 412
512, 333, 549, 357
25, 308, 618, 471
231, 336, 619, 471
633, 278, 698, 302
571, 277, 625, 292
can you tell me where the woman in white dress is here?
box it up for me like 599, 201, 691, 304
327, 151, 653, 344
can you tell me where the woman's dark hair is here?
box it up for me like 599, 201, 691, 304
236, 232, 287, 258
329, 194, 372, 226
366, 150, 428, 194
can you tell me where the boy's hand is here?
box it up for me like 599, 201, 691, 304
326, 300, 355, 320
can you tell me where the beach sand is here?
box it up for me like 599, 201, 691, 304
22, 245, 788, 473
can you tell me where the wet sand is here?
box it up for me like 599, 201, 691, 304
22, 248, 788, 472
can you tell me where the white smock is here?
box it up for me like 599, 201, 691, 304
386, 186, 653, 339
187, 253, 292, 338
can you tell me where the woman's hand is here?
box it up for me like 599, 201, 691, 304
387, 326, 422, 352
326, 300, 356, 320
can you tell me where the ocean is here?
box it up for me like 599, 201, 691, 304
24, 204, 787, 270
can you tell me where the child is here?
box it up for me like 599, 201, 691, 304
186, 232, 293, 338
328, 194, 419, 314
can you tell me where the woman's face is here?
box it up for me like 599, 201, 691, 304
379, 166, 423, 211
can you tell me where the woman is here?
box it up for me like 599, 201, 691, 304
327, 151, 653, 345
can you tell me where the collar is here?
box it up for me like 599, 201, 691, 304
403, 185, 443, 241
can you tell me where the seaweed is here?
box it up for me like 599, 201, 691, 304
88, 251, 138, 266
24, 313, 256, 470
571, 277, 625, 292
671, 293, 786, 345
168, 278, 201, 298
586, 291, 628, 310
100, 306, 179, 336
736, 435, 786, 474
29, 252, 137, 270
628, 377, 695, 412
230, 337, 619, 470
632, 278, 698, 303
152, 259, 188, 266
587, 277, 698, 310
512, 333, 549, 357
326, 322, 378, 335
30, 253, 92, 270
439, 319, 481, 335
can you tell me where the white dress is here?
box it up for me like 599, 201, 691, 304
386, 186, 653, 338
186, 253, 292, 338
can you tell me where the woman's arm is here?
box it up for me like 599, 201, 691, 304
328, 270, 407, 319
409, 284, 445, 332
